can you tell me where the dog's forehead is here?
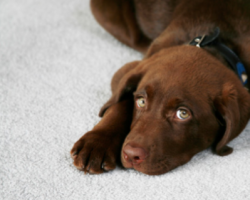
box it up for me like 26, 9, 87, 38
137, 49, 220, 113
138, 46, 232, 93
135, 45, 245, 114
143, 47, 219, 78
138, 65, 213, 99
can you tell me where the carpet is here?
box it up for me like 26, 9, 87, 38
1, 0, 250, 199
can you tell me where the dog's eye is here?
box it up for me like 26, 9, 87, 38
176, 109, 190, 119
136, 98, 146, 108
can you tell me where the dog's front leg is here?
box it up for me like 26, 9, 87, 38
70, 98, 133, 174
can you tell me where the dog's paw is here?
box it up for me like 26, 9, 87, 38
70, 130, 119, 174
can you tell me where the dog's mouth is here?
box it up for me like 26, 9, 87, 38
120, 143, 195, 175
121, 150, 171, 175
121, 148, 168, 175
120, 142, 171, 174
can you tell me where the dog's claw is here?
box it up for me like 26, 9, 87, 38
71, 151, 78, 159
70, 131, 118, 174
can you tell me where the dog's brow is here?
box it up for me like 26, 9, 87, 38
133, 89, 147, 97
166, 98, 183, 109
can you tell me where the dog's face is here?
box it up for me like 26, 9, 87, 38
120, 46, 225, 175
101, 45, 250, 175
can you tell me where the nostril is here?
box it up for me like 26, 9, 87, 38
134, 156, 140, 160
133, 156, 143, 164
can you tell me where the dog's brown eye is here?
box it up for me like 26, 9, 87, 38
137, 98, 146, 108
176, 109, 190, 119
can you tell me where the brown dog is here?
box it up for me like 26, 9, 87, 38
71, 0, 250, 175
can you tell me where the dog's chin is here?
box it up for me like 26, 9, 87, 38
121, 160, 171, 175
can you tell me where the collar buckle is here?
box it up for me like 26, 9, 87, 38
194, 35, 206, 48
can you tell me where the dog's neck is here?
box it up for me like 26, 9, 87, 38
189, 27, 248, 89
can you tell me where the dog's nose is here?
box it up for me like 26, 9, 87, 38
123, 144, 147, 164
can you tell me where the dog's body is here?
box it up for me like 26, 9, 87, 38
71, 0, 250, 175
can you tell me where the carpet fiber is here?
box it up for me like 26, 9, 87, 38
1, 0, 250, 199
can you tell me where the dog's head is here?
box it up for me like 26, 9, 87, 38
101, 45, 250, 175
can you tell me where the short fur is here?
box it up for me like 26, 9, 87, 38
71, 0, 250, 175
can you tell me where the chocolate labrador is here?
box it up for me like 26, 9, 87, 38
70, 0, 250, 175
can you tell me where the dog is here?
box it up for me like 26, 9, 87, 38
70, 0, 250, 175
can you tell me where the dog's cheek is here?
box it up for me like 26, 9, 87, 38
170, 118, 219, 158
203, 118, 221, 143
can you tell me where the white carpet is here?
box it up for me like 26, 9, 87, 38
1, 0, 250, 199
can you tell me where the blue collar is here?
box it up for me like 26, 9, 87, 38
190, 27, 248, 87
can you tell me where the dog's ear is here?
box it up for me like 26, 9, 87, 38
99, 61, 144, 117
213, 83, 250, 156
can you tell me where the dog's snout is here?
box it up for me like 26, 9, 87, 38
123, 144, 147, 164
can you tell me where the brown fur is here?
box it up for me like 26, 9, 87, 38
71, 0, 250, 175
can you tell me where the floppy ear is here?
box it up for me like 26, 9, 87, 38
214, 83, 250, 156
99, 61, 144, 117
